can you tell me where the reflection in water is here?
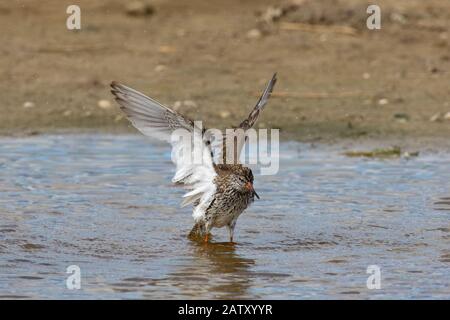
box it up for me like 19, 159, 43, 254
167, 241, 255, 299
1, 135, 450, 299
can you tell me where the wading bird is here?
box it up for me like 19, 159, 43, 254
111, 74, 277, 242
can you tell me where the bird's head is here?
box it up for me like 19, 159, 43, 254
231, 167, 259, 200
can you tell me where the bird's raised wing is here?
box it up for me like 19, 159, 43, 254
223, 73, 277, 164
111, 81, 216, 222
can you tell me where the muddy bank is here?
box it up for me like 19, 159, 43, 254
1, 0, 449, 143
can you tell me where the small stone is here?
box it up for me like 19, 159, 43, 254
390, 12, 407, 24
158, 45, 176, 54
183, 100, 197, 108
247, 29, 262, 39
393, 113, 409, 123
173, 101, 182, 111
394, 113, 409, 120
362, 73, 370, 80
23, 101, 35, 108
125, 1, 155, 17
97, 99, 112, 110
403, 151, 419, 158
260, 6, 284, 24
26, 130, 40, 136
173, 100, 197, 111
444, 112, 450, 120
220, 111, 231, 119
154, 64, 167, 72
378, 98, 389, 105
430, 112, 442, 122
63, 110, 72, 117
429, 66, 440, 74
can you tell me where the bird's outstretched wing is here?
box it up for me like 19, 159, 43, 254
223, 73, 277, 164
111, 81, 216, 222
240, 73, 277, 130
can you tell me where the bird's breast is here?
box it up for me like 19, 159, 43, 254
207, 191, 253, 228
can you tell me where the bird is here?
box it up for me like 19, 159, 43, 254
110, 73, 277, 243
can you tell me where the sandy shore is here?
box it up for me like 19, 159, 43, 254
1, 0, 449, 147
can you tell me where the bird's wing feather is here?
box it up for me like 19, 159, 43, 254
240, 73, 277, 131
111, 81, 195, 141
224, 73, 277, 163
111, 81, 216, 222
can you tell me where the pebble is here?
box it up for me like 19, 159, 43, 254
394, 113, 409, 123
247, 29, 262, 39
23, 101, 35, 108
125, 1, 155, 16
97, 99, 112, 110
63, 110, 72, 117
429, 112, 442, 122
390, 12, 407, 24
173, 100, 197, 111
260, 6, 284, 24
444, 112, 450, 120
362, 73, 370, 80
154, 64, 167, 72
173, 101, 182, 111
158, 45, 176, 54
183, 100, 197, 108
220, 111, 231, 119
378, 98, 389, 106
403, 151, 419, 158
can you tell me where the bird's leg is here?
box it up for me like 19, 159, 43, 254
227, 223, 236, 243
203, 220, 212, 243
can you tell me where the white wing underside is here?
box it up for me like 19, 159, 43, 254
111, 74, 276, 222
111, 82, 216, 222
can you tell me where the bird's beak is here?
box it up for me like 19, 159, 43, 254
245, 182, 260, 199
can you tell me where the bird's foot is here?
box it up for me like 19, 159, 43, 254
188, 231, 212, 243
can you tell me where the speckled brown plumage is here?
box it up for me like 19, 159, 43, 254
111, 73, 277, 243
189, 164, 258, 242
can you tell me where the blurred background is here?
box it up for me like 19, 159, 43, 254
1, 0, 449, 142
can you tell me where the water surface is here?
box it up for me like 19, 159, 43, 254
0, 135, 449, 299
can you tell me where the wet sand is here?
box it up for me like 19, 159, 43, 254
1, 0, 449, 143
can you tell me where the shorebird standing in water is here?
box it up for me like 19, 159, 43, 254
111, 74, 277, 242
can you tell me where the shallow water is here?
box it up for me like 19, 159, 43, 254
0, 134, 449, 299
